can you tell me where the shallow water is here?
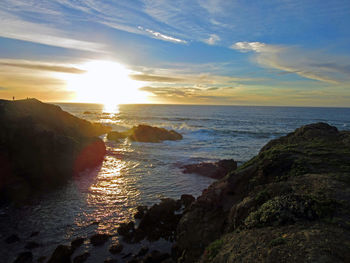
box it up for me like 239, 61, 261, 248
1, 104, 350, 262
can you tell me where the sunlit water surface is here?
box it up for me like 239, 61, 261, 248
1, 104, 350, 262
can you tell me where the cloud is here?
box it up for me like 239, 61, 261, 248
0, 60, 86, 74
0, 10, 106, 52
138, 26, 187, 44
205, 34, 220, 45
130, 74, 185, 83
231, 41, 350, 84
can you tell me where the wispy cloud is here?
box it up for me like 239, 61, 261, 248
0, 10, 106, 52
138, 26, 187, 44
0, 59, 85, 74
231, 41, 350, 84
130, 73, 185, 83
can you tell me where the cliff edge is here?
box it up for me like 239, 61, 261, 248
176, 123, 350, 262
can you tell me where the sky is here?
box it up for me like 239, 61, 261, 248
0, 0, 350, 106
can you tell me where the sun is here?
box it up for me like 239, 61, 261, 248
64, 60, 148, 106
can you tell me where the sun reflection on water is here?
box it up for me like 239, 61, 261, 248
75, 152, 140, 234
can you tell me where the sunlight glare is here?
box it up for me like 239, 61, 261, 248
65, 61, 147, 106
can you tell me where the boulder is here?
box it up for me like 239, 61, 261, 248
181, 159, 237, 179
128, 125, 182, 143
0, 99, 110, 203
90, 233, 109, 246
71, 237, 85, 250
107, 131, 127, 142
73, 252, 90, 263
109, 243, 124, 254
47, 245, 72, 263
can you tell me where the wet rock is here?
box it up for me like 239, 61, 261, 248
107, 131, 127, 142
13, 251, 33, 263
128, 125, 182, 143
109, 243, 124, 254
24, 241, 40, 249
182, 159, 237, 179
137, 198, 182, 241
71, 237, 85, 250
117, 222, 135, 239
73, 252, 90, 263
29, 231, 39, 237
134, 205, 148, 219
47, 245, 72, 263
5, 234, 20, 243
90, 233, 109, 246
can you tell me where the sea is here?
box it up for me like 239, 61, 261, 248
1, 104, 350, 262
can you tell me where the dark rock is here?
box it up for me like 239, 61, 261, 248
71, 237, 85, 250
47, 245, 72, 263
5, 234, 20, 243
136, 246, 149, 257
107, 131, 127, 142
0, 99, 110, 203
24, 241, 40, 249
128, 125, 182, 143
182, 159, 237, 179
176, 123, 350, 263
104, 258, 118, 263
134, 205, 148, 219
73, 252, 90, 263
180, 194, 195, 208
117, 222, 135, 236
143, 250, 170, 263
109, 243, 124, 254
13, 251, 33, 263
137, 198, 182, 241
90, 233, 109, 246
29, 231, 39, 237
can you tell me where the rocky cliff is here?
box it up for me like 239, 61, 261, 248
0, 99, 110, 203
175, 123, 350, 262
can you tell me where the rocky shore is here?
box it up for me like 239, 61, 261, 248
3, 101, 350, 263
0, 99, 110, 203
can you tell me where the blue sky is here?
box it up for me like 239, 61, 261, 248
0, 0, 350, 106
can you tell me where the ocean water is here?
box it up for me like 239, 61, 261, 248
1, 104, 350, 262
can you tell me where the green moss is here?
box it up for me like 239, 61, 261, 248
244, 194, 338, 228
205, 239, 224, 261
254, 189, 270, 205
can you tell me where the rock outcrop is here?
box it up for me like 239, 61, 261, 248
0, 99, 110, 203
107, 124, 182, 143
181, 159, 237, 179
175, 123, 350, 262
